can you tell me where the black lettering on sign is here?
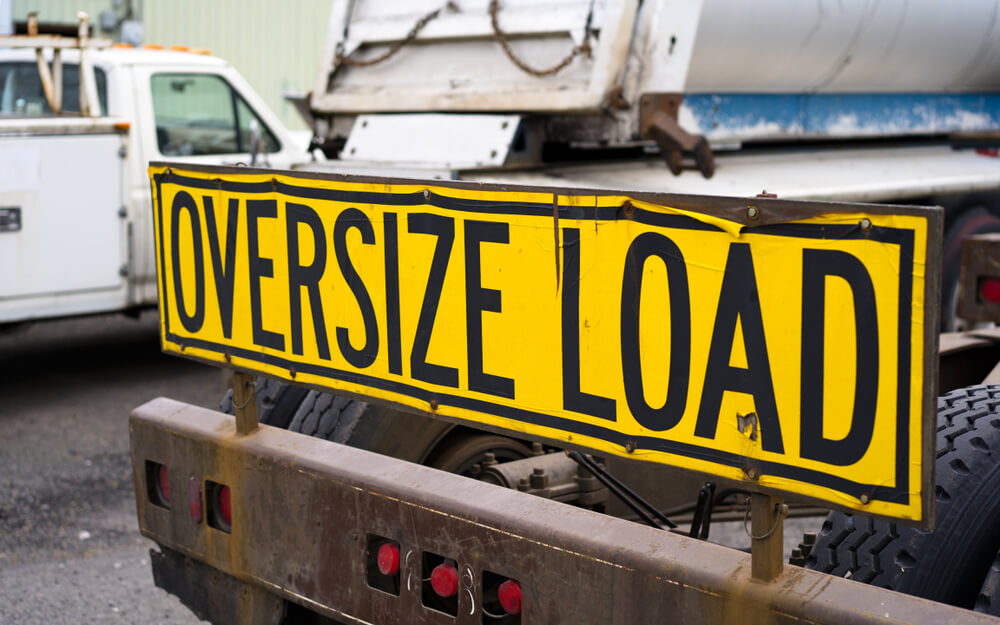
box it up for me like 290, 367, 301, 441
800, 249, 879, 466
286, 202, 330, 360
170, 191, 205, 333
620, 232, 691, 431
334, 208, 379, 369
246, 199, 285, 350
465, 220, 514, 399
202, 197, 239, 339
407, 213, 459, 388
695, 243, 784, 453
384, 213, 402, 376
561, 228, 616, 420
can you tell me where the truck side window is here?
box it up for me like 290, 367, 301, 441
151, 73, 280, 157
0, 62, 107, 115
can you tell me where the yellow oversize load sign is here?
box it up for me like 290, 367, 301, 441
150, 164, 940, 524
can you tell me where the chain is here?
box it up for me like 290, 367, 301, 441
231, 378, 256, 410
742, 497, 788, 540
489, 0, 592, 77
336, 1, 590, 77
335, 2, 458, 68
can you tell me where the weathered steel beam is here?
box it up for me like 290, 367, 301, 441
131, 398, 992, 625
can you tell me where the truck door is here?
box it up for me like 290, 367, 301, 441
137, 68, 300, 170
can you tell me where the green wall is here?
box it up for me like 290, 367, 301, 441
9, 0, 333, 131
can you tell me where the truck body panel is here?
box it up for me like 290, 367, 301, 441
0, 42, 315, 324
0, 119, 127, 321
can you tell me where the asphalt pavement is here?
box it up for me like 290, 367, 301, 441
0, 311, 219, 624
0, 310, 825, 624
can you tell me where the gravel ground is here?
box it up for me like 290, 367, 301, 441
0, 312, 220, 625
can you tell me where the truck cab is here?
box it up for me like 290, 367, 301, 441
0, 42, 310, 325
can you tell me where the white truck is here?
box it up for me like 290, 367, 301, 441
0, 16, 310, 326
302, 0, 1000, 329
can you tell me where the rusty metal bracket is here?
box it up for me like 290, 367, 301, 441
639, 93, 715, 178
749, 493, 785, 582
131, 398, 993, 625
230, 371, 258, 435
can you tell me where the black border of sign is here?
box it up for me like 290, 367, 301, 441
152, 167, 921, 510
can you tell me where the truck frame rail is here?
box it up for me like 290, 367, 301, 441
131, 398, 991, 625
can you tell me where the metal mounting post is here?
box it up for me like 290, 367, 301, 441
750, 493, 785, 582
231, 371, 258, 435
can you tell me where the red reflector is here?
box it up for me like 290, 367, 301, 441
430, 562, 458, 597
377, 543, 400, 575
158, 465, 170, 502
188, 479, 202, 523
981, 278, 1000, 304
219, 485, 232, 525
498, 579, 522, 615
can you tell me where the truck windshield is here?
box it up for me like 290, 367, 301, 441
0, 62, 108, 115
151, 73, 280, 157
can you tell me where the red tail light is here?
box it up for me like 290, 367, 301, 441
980, 277, 1000, 304
377, 543, 400, 576
498, 579, 522, 615
219, 485, 232, 525
430, 562, 458, 597
157, 465, 170, 503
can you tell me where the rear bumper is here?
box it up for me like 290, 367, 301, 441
131, 397, 993, 625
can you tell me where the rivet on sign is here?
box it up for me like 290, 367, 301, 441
744, 466, 760, 480
860, 492, 871, 505
423, 189, 431, 200
623, 202, 634, 218
747, 205, 760, 220
430, 398, 439, 411
860, 218, 872, 232
624, 440, 636, 453
271, 178, 278, 190
289, 367, 297, 378
224, 353, 232, 363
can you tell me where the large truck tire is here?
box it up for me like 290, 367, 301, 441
806, 385, 1000, 609
286, 389, 533, 470
221, 379, 531, 469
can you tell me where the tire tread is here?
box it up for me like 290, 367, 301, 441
805, 385, 1000, 608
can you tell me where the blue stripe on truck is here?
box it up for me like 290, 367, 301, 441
682, 93, 1000, 140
